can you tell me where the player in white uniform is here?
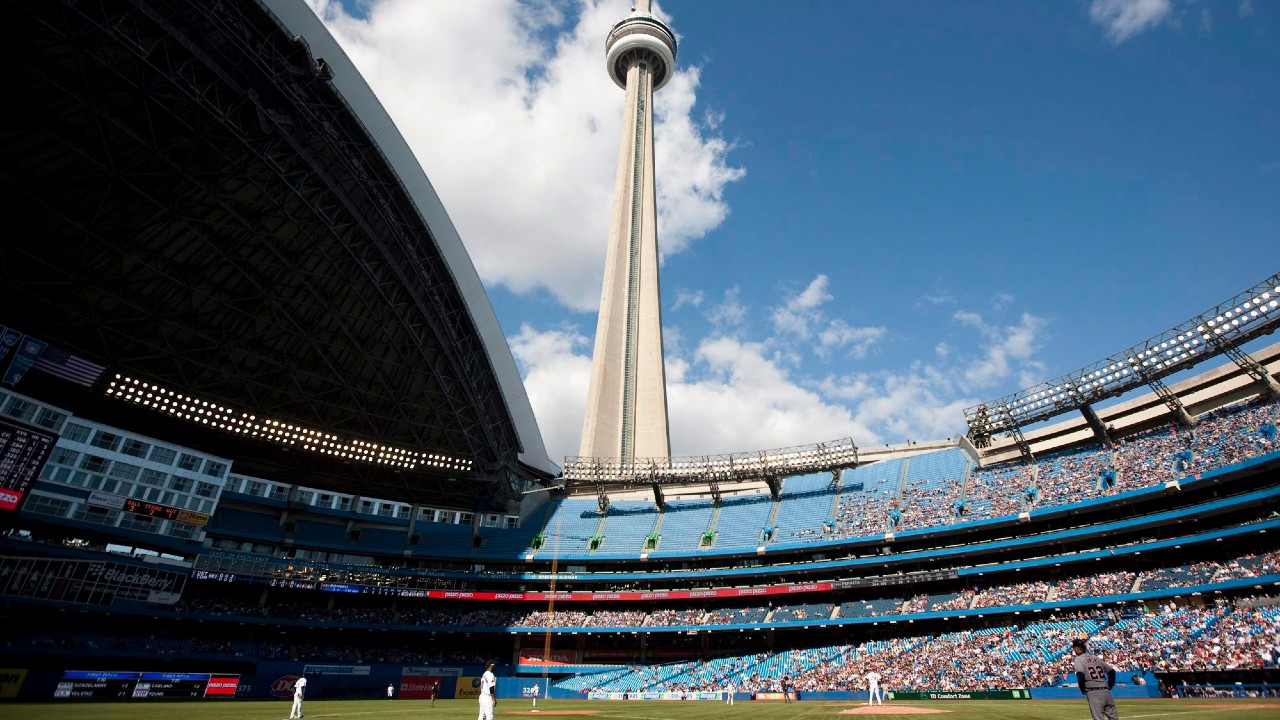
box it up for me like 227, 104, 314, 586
725, 680, 734, 705
530, 681, 539, 709
387, 683, 395, 700
1072, 638, 1118, 720
865, 669, 883, 706
289, 676, 307, 719
478, 662, 497, 720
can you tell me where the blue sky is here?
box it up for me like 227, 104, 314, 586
312, 0, 1279, 463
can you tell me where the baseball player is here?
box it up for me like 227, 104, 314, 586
478, 662, 497, 720
387, 683, 395, 700
530, 681, 539, 709
865, 669, 883, 706
725, 679, 734, 705
289, 676, 307, 719
1072, 638, 1118, 720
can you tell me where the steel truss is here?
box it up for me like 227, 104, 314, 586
965, 272, 1280, 443
563, 438, 859, 507
0, 0, 526, 505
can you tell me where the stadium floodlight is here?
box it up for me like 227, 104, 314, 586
965, 271, 1280, 443
563, 438, 858, 492
105, 374, 472, 473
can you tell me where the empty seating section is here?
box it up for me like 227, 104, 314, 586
594, 501, 659, 556
649, 500, 716, 555
540, 499, 607, 556
473, 503, 552, 558
897, 448, 972, 531
711, 494, 775, 549
208, 507, 284, 541
555, 667, 632, 692
357, 527, 408, 553
706, 606, 768, 625
770, 602, 834, 623
838, 597, 902, 618
290, 520, 349, 548
831, 460, 903, 539
1139, 564, 1205, 591
415, 522, 475, 555
772, 472, 839, 541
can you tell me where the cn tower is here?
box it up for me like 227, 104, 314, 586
579, 0, 676, 462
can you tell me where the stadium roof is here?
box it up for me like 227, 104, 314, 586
0, 0, 555, 507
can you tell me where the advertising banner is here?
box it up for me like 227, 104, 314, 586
889, 689, 1029, 700
517, 650, 578, 665
0, 669, 27, 699
587, 690, 723, 701
403, 666, 461, 677
270, 675, 301, 698
398, 675, 442, 700
0, 556, 186, 605
456, 676, 484, 700
302, 665, 370, 676
202, 676, 240, 697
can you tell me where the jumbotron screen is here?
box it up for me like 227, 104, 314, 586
53, 671, 240, 699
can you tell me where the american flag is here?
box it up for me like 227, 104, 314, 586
33, 346, 106, 387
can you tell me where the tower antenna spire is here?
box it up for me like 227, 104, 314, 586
579, 2, 678, 463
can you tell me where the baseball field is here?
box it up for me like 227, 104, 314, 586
4, 698, 1280, 720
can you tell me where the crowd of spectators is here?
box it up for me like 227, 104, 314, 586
643, 609, 705, 626
971, 580, 1053, 608
897, 478, 967, 531
1055, 571, 1137, 600
165, 549, 1280, 633
579, 596, 1280, 694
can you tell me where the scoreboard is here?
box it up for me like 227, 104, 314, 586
54, 671, 240, 699
0, 417, 57, 511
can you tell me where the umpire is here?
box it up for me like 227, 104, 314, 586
1071, 638, 1118, 720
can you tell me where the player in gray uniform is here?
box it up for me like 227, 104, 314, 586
1071, 638, 1118, 720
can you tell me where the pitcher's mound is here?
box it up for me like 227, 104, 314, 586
839, 706, 952, 715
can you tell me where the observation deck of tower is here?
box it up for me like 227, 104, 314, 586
579, 0, 677, 462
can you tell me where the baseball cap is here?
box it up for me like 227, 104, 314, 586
1071, 638, 1088, 650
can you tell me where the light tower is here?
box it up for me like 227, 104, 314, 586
579, 0, 676, 462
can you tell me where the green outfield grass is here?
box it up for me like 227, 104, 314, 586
3, 697, 1280, 720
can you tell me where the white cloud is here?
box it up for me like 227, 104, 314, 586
772, 275, 832, 338
1240, 0, 1255, 18
952, 310, 1048, 390
1089, 0, 1173, 43
512, 280, 1047, 461
707, 287, 747, 329
817, 320, 885, 360
670, 336, 872, 454
672, 288, 704, 310
770, 275, 884, 360
307, 0, 743, 312
508, 323, 594, 462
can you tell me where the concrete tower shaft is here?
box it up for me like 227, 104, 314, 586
579, 0, 675, 462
